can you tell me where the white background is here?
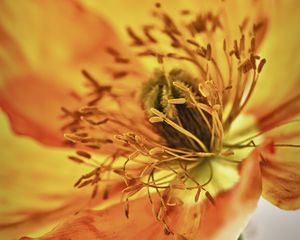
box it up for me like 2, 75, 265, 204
244, 198, 300, 240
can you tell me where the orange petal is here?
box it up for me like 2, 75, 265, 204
21, 142, 266, 240
0, 111, 124, 239
0, 0, 143, 146
260, 121, 300, 210
19, 197, 167, 240
253, 94, 300, 133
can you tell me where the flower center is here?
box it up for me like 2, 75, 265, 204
142, 68, 221, 153
61, 2, 269, 236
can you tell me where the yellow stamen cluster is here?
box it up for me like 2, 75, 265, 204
61, 2, 269, 237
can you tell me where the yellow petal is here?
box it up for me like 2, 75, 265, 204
0, 111, 123, 239
19, 141, 266, 240
246, 0, 300, 115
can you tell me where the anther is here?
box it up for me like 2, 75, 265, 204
76, 150, 92, 159
194, 187, 202, 202
68, 156, 84, 164
205, 191, 216, 205
155, 2, 161, 8
258, 58, 266, 73
149, 147, 165, 156
187, 39, 200, 47
168, 98, 186, 104
113, 71, 128, 79
198, 83, 209, 98
106, 47, 120, 57
127, 27, 144, 46
91, 185, 98, 198
206, 44, 212, 60
149, 116, 164, 123
172, 81, 189, 92
213, 104, 221, 111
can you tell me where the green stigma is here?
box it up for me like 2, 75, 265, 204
141, 69, 217, 152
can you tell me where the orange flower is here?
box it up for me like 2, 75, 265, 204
0, 0, 299, 240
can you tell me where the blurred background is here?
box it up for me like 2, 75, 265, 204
245, 198, 300, 240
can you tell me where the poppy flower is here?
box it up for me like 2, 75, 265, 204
0, 0, 299, 240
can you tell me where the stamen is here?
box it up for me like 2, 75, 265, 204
167, 98, 186, 104
127, 27, 145, 46
149, 116, 164, 123
68, 156, 84, 164
61, 4, 271, 236
143, 25, 157, 43
76, 150, 92, 159
258, 58, 267, 73
150, 107, 209, 152
205, 191, 216, 205
149, 147, 165, 156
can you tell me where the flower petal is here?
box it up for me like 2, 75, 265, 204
238, 24, 300, 210
79, 0, 264, 31
0, 111, 124, 239
261, 148, 300, 210
252, 94, 300, 133
0, 0, 143, 146
21, 142, 266, 240
173, 142, 265, 240
19, 197, 167, 240
261, 120, 300, 210
246, 0, 300, 115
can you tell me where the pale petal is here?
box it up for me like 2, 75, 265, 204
261, 120, 300, 210
262, 148, 300, 210
242, 1, 300, 209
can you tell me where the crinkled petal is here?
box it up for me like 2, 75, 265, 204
242, 3, 300, 200
261, 148, 300, 210
21, 142, 266, 240
261, 120, 300, 210
0, 0, 144, 146
236, 5, 300, 207
0, 111, 124, 239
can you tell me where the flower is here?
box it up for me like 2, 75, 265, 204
0, 0, 300, 240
